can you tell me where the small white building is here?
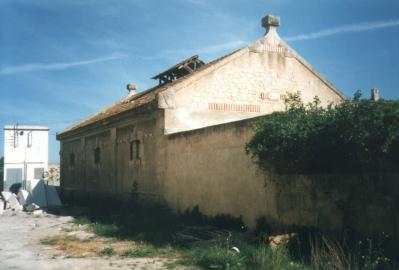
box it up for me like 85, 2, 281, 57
2, 125, 49, 192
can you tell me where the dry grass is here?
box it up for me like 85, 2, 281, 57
310, 236, 354, 270
40, 235, 103, 257
40, 233, 172, 259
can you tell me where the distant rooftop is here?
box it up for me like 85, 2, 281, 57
4, 125, 49, 131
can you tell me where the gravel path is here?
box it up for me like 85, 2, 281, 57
0, 210, 186, 270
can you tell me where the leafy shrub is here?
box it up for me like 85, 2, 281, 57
246, 92, 399, 174
99, 246, 115, 256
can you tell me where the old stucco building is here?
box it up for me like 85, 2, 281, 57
57, 15, 361, 231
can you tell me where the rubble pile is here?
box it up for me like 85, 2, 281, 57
0, 180, 62, 216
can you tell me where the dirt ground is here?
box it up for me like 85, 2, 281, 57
0, 210, 189, 270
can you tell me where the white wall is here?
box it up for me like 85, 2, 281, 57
3, 126, 48, 191
160, 35, 344, 134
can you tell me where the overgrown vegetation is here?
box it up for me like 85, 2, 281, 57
177, 234, 303, 270
246, 91, 399, 173
48, 202, 395, 270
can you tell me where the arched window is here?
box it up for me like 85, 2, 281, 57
129, 140, 140, 160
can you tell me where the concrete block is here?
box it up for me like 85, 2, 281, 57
30, 180, 47, 207
46, 185, 62, 206
1, 191, 12, 202
7, 194, 21, 210
17, 190, 31, 206
29, 180, 62, 207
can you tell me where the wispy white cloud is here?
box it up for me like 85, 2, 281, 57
0, 53, 128, 75
140, 40, 247, 61
285, 19, 399, 42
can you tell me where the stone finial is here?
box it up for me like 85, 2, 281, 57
262, 15, 280, 30
371, 88, 380, 101
127, 83, 137, 95
260, 14, 281, 46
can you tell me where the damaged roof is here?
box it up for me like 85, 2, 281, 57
152, 55, 205, 82
57, 23, 346, 138
57, 51, 239, 137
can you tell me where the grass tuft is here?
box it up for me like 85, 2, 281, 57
99, 246, 116, 256
249, 246, 304, 270
122, 248, 157, 258
185, 245, 246, 270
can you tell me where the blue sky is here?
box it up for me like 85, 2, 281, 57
0, 0, 398, 163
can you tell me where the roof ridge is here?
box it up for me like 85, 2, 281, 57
279, 39, 347, 99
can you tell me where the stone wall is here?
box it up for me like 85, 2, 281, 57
162, 41, 344, 134
60, 106, 165, 199
162, 118, 398, 237
47, 163, 60, 186
60, 111, 397, 238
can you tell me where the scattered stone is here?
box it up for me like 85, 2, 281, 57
25, 203, 40, 212
268, 233, 297, 249
33, 209, 44, 216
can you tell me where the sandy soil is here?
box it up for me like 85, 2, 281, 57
0, 210, 188, 270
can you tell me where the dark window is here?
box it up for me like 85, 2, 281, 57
129, 140, 140, 160
34, 168, 45, 179
69, 153, 75, 166
94, 147, 101, 164
6, 168, 23, 187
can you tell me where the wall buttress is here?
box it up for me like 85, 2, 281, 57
110, 128, 117, 193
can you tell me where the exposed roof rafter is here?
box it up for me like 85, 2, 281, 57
152, 55, 205, 85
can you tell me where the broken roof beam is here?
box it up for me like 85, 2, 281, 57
152, 55, 205, 85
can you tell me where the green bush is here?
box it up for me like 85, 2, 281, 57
246, 92, 399, 174
99, 246, 115, 256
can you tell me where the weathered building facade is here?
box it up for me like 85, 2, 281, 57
58, 15, 389, 232
3, 125, 49, 192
